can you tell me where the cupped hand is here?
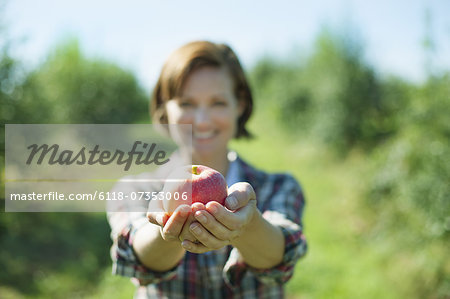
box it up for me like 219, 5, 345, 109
180, 182, 257, 253
147, 202, 197, 242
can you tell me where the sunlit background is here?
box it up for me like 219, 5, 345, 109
4, 0, 450, 87
1, 0, 449, 298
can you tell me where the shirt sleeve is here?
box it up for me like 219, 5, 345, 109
223, 174, 307, 286
107, 176, 180, 285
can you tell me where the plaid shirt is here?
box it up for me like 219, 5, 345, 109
107, 153, 307, 299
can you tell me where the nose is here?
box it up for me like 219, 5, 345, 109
194, 106, 212, 130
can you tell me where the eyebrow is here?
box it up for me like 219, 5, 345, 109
211, 93, 227, 99
179, 93, 228, 101
177, 97, 193, 101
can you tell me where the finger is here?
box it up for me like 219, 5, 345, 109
191, 202, 206, 212
206, 200, 257, 230
180, 202, 205, 242
161, 205, 191, 241
179, 213, 198, 242
225, 182, 256, 210
147, 211, 168, 226
205, 202, 241, 230
146, 199, 166, 226
194, 210, 236, 241
189, 222, 228, 250
181, 240, 209, 254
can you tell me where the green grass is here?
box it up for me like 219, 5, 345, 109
84, 268, 136, 299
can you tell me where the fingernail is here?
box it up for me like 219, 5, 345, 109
182, 241, 191, 249
191, 202, 204, 211
226, 196, 238, 209
179, 207, 188, 217
195, 212, 207, 224
209, 204, 218, 214
190, 224, 201, 234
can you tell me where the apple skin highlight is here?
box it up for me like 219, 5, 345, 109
162, 165, 228, 214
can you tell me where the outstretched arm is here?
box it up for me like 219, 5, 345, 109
136, 205, 191, 271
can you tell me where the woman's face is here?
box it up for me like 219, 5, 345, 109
165, 66, 242, 161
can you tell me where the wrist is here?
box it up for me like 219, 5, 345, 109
136, 223, 182, 250
134, 223, 186, 271
231, 208, 261, 247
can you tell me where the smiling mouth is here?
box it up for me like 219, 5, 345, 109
194, 130, 217, 140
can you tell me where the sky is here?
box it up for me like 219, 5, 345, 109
3, 0, 450, 90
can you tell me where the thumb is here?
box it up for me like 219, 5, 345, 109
225, 182, 256, 211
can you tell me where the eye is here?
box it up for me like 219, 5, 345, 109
213, 100, 228, 107
179, 100, 193, 108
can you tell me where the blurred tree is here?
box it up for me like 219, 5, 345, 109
249, 55, 313, 131
0, 46, 16, 160
302, 28, 388, 152
368, 73, 450, 297
23, 39, 149, 124
422, 6, 436, 77
0, 15, 24, 159
250, 28, 402, 153
0, 35, 150, 296
0, 205, 113, 296
1, 38, 150, 163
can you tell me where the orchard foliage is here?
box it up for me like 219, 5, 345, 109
0, 38, 148, 296
249, 27, 449, 297
1, 39, 148, 125
367, 74, 450, 297
250, 29, 399, 152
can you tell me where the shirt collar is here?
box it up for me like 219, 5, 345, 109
226, 151, 240, 187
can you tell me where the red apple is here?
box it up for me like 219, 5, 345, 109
162, 165, 228, 214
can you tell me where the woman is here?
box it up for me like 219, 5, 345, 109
108, 41, 307, 298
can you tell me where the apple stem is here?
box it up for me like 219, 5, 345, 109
192, 166, 199, 175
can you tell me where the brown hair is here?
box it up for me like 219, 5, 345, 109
150, 41, 253, 138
